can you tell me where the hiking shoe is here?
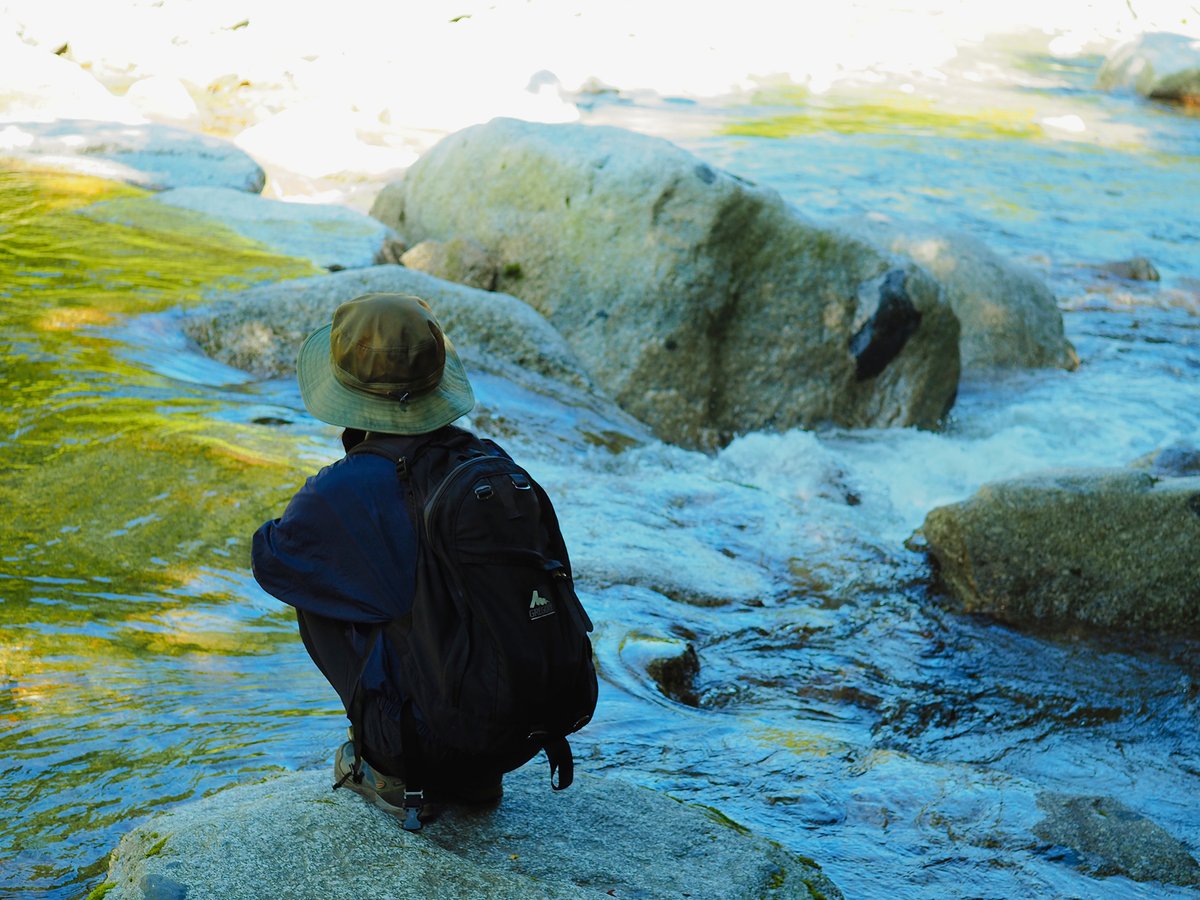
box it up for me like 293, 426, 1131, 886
333, 742, 434, 821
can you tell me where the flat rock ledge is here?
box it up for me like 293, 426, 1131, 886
98, 767, 840, 900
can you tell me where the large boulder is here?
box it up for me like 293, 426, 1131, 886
372, 118, 960, 449
97, 767, 842, 899
844, 216, 1078, 371
917, 467, 1200, 635
1098, 32, 1200, 105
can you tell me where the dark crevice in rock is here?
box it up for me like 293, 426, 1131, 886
849, 269, 922, 381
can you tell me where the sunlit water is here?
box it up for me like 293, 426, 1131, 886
3, 44, 1200, 899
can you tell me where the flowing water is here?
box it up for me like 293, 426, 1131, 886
2, 36, 1200, 900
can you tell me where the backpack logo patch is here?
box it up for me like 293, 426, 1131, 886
529, 590, 556, 620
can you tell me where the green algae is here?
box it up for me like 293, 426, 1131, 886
699, 805, 751, 835
0, 166, 314, 317
723, 95, 1041, 142
0, 174, 336, 878
0, 167, 320, 660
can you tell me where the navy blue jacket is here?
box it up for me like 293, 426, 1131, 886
252, 447, 418, 763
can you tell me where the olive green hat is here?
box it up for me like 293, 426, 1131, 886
296, 292, 474, 434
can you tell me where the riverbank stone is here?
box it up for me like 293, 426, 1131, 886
1098, 32, 1200, 105
917, 467, 1200, 635
373, 118, 960, 449
845, 216, 1078, 371
99, 767, 841, 899
84, 186, 397, 270
0, 119, 266, 192
1034, 794, 1200, 887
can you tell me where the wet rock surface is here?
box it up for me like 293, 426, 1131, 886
374, 117, 960, 448
919, 467, 1200, 635
1131, 442, 1200, 478
100, 767, 841, 899
619, 631, 702, 706
1035, 794, 1200, 886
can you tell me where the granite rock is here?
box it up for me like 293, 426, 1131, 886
402, 236, 499, 291
373, 118, 960, 449
98, 766, 841, 899
1035, 793, 1200, 886
918, 467, 1200, 635
845, 216, 1078, 371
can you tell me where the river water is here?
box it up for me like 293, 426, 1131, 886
2, 24, 1199, 900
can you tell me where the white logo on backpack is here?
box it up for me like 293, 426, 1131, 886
529, 590, 556, 620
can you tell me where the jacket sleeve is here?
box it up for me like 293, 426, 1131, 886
251, 459, 416, 624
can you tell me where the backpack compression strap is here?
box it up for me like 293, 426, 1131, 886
398, 699, 426, 832
541, 735, 574, 791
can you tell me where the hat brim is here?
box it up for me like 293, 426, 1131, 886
296, 324, 475, 434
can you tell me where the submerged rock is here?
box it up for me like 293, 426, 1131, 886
619, 631, 702, 706
1098, 32, 1200, 105
1035, 793, 1200, 886
1097, 257, 1161, 282
98, 767, 841, 899
845, 217, 1078, 371
0, 119, 266, 192
1131, 442, 1200, 478
373, 118, 960, 449
918, 468, 1200, 635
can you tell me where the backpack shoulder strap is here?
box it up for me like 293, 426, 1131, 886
348, 426, 478, 474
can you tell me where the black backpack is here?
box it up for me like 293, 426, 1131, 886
341, 426, 598, 829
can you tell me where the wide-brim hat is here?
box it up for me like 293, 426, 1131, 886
296, 292, 475, 434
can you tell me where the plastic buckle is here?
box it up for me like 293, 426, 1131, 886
402, 790, 424, 832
